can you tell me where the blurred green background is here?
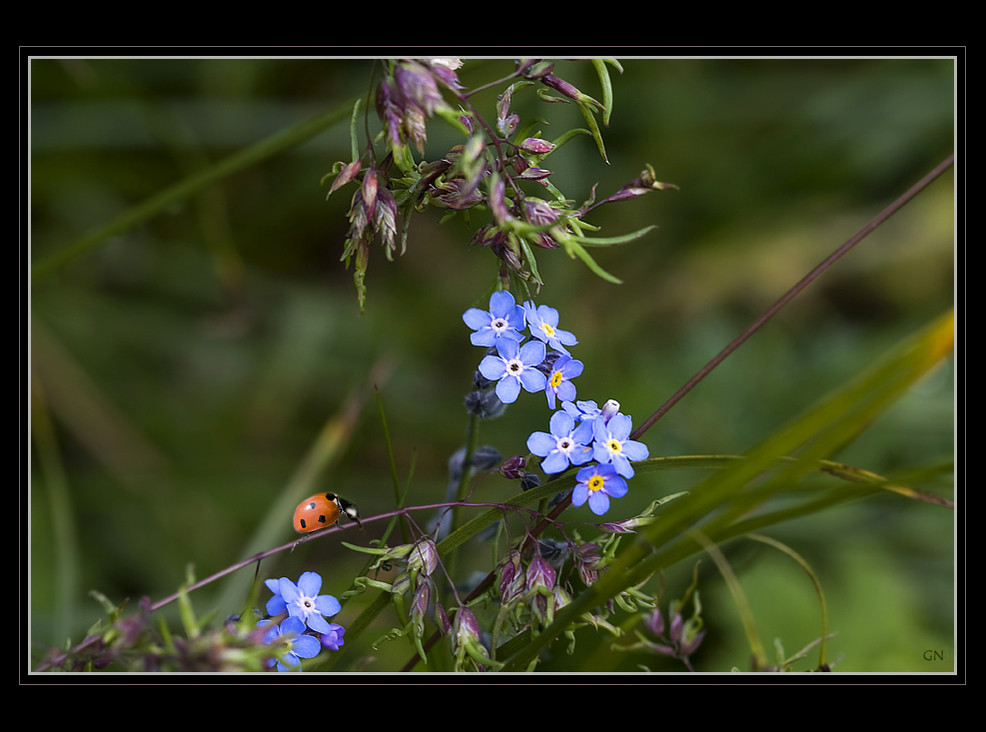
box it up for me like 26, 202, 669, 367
29, 56, 955, 673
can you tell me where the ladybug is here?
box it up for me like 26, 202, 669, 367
293, 492, 362, 533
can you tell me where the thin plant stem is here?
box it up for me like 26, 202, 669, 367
630, 153, 955, 441
31, 102, 355, 282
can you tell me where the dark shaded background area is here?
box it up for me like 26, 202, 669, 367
30, 56, 955, 672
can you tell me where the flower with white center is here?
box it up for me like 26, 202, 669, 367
478, 338, 547, 404
527, 410, 594, 474
266, 571, 342, 635
463, 290, 527, 347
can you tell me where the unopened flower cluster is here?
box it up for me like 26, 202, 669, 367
464, 291, 649, 515
325, 58, 675, 311
258, 571, 345, 672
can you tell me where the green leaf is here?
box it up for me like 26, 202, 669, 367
571, 225, 658, 247
564, 239, 622, 283
498, 310, 954, 671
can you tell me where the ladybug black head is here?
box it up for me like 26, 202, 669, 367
337, 496, 362, 528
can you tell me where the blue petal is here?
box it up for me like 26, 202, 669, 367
571, 483, 589, 507
556, 380, 577, 403
265, 595, 287, 617
548, 410, 576, 436
316, 594, 342, 618
592, 441, 611, 464
478, 355, 506, 380
575, 464, 598, 483
554, 328, 578, 347
297, 571, 323, 597
569, 446, 594, 466
470, 330, 496, 347
612, 455, 635, 479
306, 613, 332, 634
572, 420, 594, 444
488, 290, 517, 317
495, 377, 521, 403
587, 490, 611, 516
494, 338, 520, 360
540, 451, 569, 474
519, 340, 546, 366
281, 616, 307, 635
545, 389, 558, 410
605, 474, 629, 498
527, 431, 557, 456
279, 577, 301, 603
463, 307, 491, 330
291, 634, 322, 660
520, 369, 547, 393
608, 414, 633, 440
622, 439, 650, 462
562, 358, 584, 378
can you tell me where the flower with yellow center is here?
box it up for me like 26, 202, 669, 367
572, 463, 628, 516
543, 354, 583, 409
592, 412, 650, 479
523, 301, 578, 355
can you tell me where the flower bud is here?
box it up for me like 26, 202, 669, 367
524, 198, 559, 227
526, 556, 556, 595
575, 542, 602, 586
426, 58, 463, 90
410, 582, 431, 635
488, 176, 513, 225
319, 623, 346, 651
600, 399, 621, 423
327, 159, 362, 197
394, 61, 445, 116
464, 388, 506, 419
646, 609, 665, 637
518, 137, 556, 155
498, 112, 519, 138
453, 607, 482, 647
435, 602, 452, 635
599, 517, 640, 533
517, 166, 552, 181
469, 445, 502, 471
373, 185, 398, 257
499, 455, 527, 479
497, 550, 525, 604
520, 60, 554, 79
408, 539, 439, 576
375, 79, 403, 150
541, 73, 581, 102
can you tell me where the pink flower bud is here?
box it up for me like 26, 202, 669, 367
518, 137, 556, 155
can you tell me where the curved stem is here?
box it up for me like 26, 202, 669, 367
32, 101, 355, 282
631, 154, 955, 441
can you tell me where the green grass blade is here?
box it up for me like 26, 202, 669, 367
32, 100, 355, 282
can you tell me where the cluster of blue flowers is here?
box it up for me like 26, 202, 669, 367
464, 291, 649, 516
258, 571, 345, 672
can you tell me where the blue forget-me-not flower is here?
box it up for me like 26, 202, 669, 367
527, 409, 594, 474
523, 301, 578, 354
478, 338, 547, 404
591, 412, 650, 479
265, 571, 342, 635
463, 290, 526, 347
573, 463, 629, 516
543, 354, 583, 409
